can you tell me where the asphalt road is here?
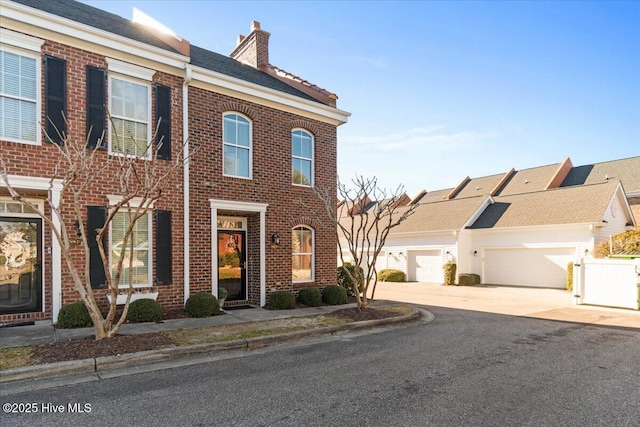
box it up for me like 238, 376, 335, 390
2, 305, 639, 427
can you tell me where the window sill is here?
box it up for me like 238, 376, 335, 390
106, 291, 158, 305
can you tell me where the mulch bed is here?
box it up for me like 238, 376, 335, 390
28, 305, 401, 365
31, 333, 176, 365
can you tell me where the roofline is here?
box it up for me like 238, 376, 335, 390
189, 64, 350, 126
3, 0, 190, 69
469, 221, 604, 233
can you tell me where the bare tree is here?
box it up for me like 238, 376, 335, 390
316, 175, 417, 309
1, 118, 187, 339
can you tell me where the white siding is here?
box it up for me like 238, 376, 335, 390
594, 194, 632, 244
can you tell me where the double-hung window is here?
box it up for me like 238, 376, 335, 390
109, 77, 150, 157
106, 58, 153, 158
0, 31, 43, 145
292, 130, 313, 186
223, 113, 251, 178
292, 226, 314, 282
110, 208, 152, 288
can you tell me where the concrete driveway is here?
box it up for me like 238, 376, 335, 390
374, 281, 640, 329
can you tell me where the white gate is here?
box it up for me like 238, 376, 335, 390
576, 258, 640, 310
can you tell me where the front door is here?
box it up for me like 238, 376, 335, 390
0, 217, 42, 314
218, 230, 246, 300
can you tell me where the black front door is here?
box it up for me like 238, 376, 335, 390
0, 217, 42, 314
218, 230, 247, 300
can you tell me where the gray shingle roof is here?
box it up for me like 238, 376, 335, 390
391, 196, 488, 233
561, 156, 640, 193
13, 0, 178, 52
469, 180, 619, 229
453, 173, 505, 199
189, 45, 320, 103
14, 0, 323, 104
496, 162, 561, 196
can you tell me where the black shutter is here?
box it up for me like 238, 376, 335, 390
87, 206, 107, 288
86, 66, 106, 149
44, 56, 66, 144
155, 84, 172, 160
155, 210, 172, 285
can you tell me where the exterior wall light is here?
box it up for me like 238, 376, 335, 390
271, 233, 280, 246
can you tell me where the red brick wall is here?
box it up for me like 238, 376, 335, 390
0, 36, 185, 323
188, 88, 338, 305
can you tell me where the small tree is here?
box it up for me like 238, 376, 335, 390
1, 117, 187, 339
316, 176, 417, 309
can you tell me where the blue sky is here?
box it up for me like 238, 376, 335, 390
83, 0, 639, 197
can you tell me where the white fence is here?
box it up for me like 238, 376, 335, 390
575, 258, 640, 310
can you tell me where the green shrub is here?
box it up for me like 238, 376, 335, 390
322, 285, 347, 305
458, 273, 480, 286
268, 291, 296, 309
57, 301, 92, 328
566, 261, 574, 291
218, 287, 228, 300
377, 269, 405, 282
185, 292, 220, 317
337, 263, 363, 296
126, 299, 163, 323
443, 263, 457, 285
298, 287, 322, 307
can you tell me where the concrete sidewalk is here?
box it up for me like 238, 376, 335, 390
0, 301, 397, 349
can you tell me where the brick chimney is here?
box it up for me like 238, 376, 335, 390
230, 21, 271, 70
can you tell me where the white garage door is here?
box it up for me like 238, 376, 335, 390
483, 247, 575, 288
408, 250, 443, 283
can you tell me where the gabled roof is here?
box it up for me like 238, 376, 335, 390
496, 162, 562, 196
469, 180, 624, 229
12, 0, 178, 53
561, 156, 640, 194
189, 45, 322, 103
12, 0, 327, 105
391, 196, 489, 233
451, 173, 507, 199
418, 188, 453, 204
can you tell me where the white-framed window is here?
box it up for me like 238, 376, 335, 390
292, 129, 313, 186
292, 226, 314, 282
108, 197, 153, 288
109, 75, 151, 158
0, 37, 42, 145
223, 113, 252, 179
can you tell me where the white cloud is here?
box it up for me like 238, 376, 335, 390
341, 127, 500, 152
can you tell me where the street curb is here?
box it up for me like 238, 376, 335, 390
1, 306, 428, 384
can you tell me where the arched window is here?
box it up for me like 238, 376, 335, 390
223, 113, 252, 178
292, 226, 314, 282
292, 129, 313, 186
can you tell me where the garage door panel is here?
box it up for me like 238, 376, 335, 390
484, 248, 574, 288
408, 250, 443, 283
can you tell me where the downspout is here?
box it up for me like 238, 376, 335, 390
183, 65, 192, 304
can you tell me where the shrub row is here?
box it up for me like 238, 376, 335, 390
267, 285, 349, 310
458, 273, 481, 286
377, 269, 405, 282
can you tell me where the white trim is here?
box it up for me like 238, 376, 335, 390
106, 57, 155, 81
183, 66, 192, 304
222, 112, 253, 180
0, 175, 63, 321
209, 199, 268, 306
3, 1, 189, 69
106, 195, 155, 209
291, 128, 314, 187
0, 28, 44, 52
0, 42, 42, 146
292, 225, 315, 283
190, 65, 350, 126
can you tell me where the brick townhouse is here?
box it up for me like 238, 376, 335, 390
0, 0, 350, 324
